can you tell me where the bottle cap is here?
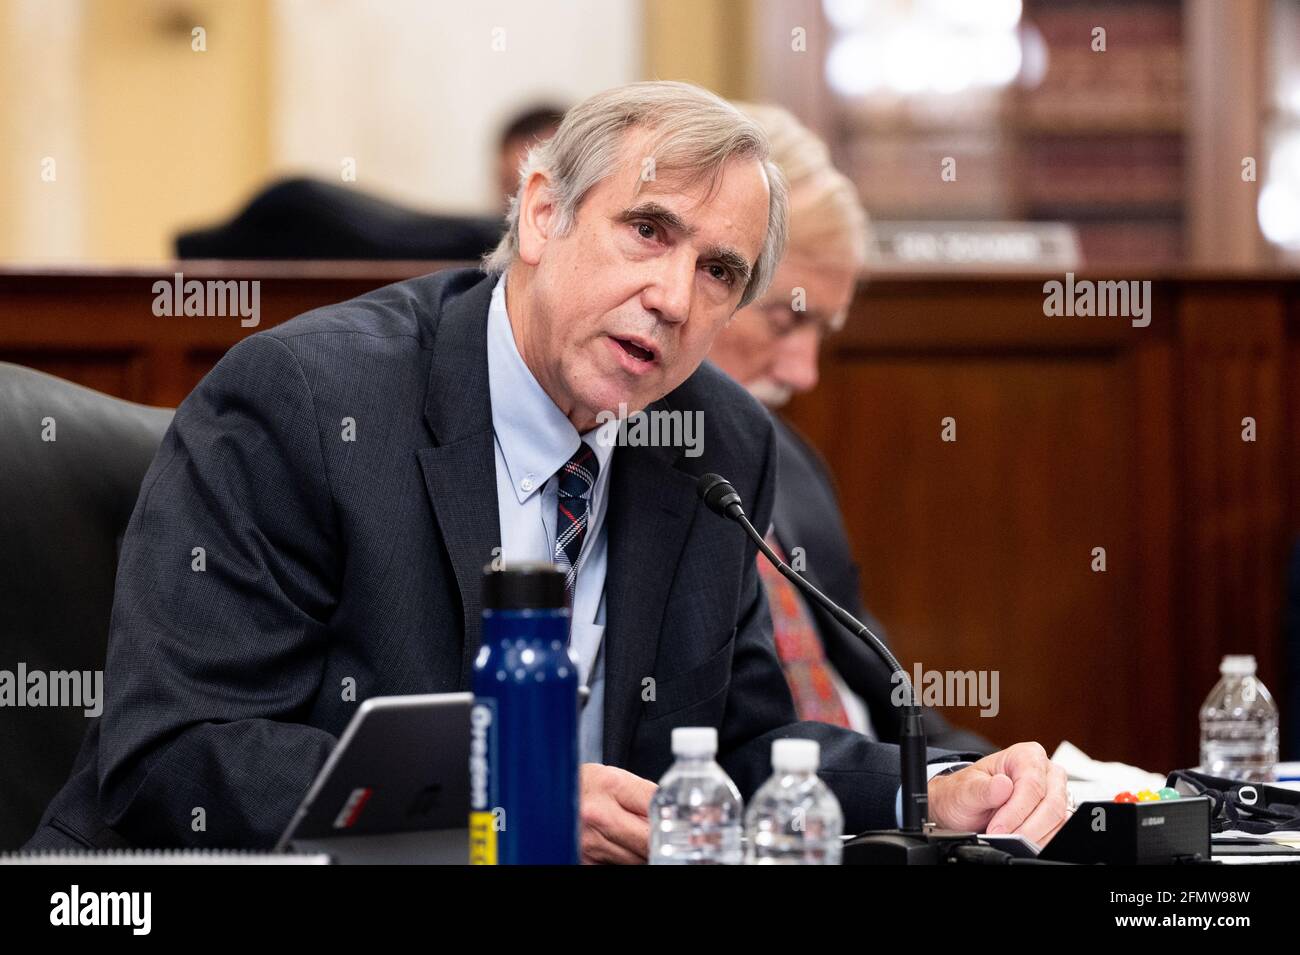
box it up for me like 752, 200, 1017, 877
482, 562, 567, 610
1220, 654, 1257, 676
671, 727, 717, 757
772, 738, 819, 773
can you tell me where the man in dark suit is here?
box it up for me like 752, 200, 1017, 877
710, 103, 994, 754
29, 82, 1064, 860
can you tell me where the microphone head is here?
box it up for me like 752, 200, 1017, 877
697, 473, 744, 519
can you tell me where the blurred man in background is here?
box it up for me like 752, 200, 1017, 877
709, 103, 993, 755
496, 104, 565, 212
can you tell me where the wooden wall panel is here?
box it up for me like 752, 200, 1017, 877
785, 272, 1300, 771
1175, 289, 1287, 764
0, 351, 148, 403
804, 354, 1135, 761
0, 263, 453, 407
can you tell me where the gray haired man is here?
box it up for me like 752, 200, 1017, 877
29, 81, 1066, 862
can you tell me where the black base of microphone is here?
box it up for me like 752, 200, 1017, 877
842, 828, 981, 865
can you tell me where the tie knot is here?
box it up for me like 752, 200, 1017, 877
557, 442, 598, 499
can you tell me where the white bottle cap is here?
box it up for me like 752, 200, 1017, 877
1220, 654, 1257, 676
772, 738, 819, 773
671, 726, 717, 758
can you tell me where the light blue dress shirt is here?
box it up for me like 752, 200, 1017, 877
486, 273, 968, 821
486, 273, 616, 765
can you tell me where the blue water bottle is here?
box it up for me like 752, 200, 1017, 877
470, 562, 579, 864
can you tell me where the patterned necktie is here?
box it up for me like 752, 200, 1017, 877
554, 441, 599, 602
757, 532, 852, 729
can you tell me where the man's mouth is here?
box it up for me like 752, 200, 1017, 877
612, 336, 656, 363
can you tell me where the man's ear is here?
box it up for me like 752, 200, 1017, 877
516, 169, 557, 267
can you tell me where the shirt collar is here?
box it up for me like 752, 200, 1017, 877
487, 273, 616, 505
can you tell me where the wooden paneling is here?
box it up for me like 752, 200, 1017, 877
809, 354, 1133, 761
785, 272, 1300, 770
2, 263, 1298, 772
0, 262, 453, 406
1184, 0, 1269, 267
1, 351, 147, 403
1176, 290, 1287, 762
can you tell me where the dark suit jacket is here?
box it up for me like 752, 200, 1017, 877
771, 416, 995, 754
26, 268, 974, 851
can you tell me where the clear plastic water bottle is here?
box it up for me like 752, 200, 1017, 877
745, 739, 844, 864
648, 727, 743, 864
1199, 654, 1279, 783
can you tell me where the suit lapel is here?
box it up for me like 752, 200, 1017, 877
417, 272, 501, 690
601, 409, 700, 768
415, 271, 704, 747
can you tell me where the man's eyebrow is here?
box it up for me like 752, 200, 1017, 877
703, 245, 753, 287
618, 201, 693, 236
618, 201, 755, 287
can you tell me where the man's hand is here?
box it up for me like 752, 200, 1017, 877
579, 763, 657, 864
927, 742, 1070, 846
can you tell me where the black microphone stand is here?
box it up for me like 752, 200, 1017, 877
697, 473, 982, 864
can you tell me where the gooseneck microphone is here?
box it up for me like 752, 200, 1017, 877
696, 472, 930, 833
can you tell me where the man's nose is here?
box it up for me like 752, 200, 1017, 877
642, 251, 694, 325
772, 325, 820, 393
